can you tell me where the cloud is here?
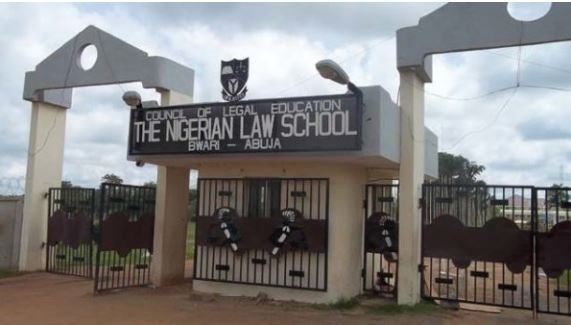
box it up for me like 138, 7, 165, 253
517, 120, 571, 141
0, 2, 569, 192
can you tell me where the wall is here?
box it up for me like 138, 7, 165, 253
192, 161, 370, 303
0, 197, 24, 270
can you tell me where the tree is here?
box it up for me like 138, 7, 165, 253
438, 152, 485, 184
101, 173, 123, 184
546, 184, 570, 210
61, 180, 73, 188
143, 181, 156, 187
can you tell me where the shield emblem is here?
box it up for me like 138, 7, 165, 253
221, 58, 249, 101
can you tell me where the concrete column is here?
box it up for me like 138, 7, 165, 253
397, 71, 425, 305
19, 102, 67, 271
151, 90, 192, 286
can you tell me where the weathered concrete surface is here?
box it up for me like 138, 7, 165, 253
0, 197, 23, 270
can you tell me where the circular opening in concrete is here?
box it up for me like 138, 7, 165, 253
78, 44, 98, 71
507, 2, 551, 22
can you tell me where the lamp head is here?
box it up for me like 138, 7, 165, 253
315, 59, 350, 85
122, 91, 142, 108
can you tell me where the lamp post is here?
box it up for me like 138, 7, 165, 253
122, 90, 144, 167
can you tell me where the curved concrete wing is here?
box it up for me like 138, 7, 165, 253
397, 3, 571, 82
23, 25, 194, 108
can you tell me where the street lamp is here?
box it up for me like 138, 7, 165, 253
122, 90, 145, 167
315, 59, 362, 96
122, 90, 142, 109
316, 59, 363, 147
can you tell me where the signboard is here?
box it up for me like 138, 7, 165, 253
128, 93, 361, 155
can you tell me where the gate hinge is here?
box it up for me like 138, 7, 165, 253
361, 268, 365, 278
418, 198, 424, 209
363, 200, 367, 209
418, 264, 426, 273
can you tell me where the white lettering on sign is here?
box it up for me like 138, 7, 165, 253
130, 96, 360, 154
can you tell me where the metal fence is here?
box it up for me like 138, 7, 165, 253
193, 178, 329, 291
46, 187, 95, 278
363, 184, 399, 297
94, 183, 156, 292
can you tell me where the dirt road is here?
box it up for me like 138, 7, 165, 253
0, 272, 568, 325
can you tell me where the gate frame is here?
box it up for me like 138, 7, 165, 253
192, 177, 330, 292
93, 182, 157, 293
362, 183, 399, 297
421, 182, 571, 317
46, 187, 96, 278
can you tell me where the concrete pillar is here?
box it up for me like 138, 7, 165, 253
397, 71, 425, 305
19, 102, 67, 271
151, 90, 192, 286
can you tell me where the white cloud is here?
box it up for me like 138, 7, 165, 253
0, 2, 569, 192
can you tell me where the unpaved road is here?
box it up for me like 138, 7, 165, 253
0, 272, 568, 325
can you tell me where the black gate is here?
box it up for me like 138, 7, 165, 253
421, 183, 535, 310
536, 186, 571, 316
363, 184, 398, 297
46, 187, 95, 278
193, 178, 329, 291
94, 183, 156, 292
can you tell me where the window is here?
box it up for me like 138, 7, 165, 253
247, 179, 281, 218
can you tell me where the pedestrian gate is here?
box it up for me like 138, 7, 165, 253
94, 183, 156, 292
363, 184, 398, 297
46, 188, 95, 278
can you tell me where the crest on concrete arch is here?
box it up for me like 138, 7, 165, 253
220, 58, 249, 101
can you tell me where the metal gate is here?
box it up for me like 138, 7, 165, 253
94, 183, 156, 292
46, 187, 95, 278
421, 183, 571, 316
536, 186, 571, 316
422, 184, 535, 310
363, 184, 398, 297
193, 178, 329, 291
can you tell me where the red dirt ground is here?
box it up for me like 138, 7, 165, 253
0, 272, 569, 325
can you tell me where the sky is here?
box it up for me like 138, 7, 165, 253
0, 2, 569, 193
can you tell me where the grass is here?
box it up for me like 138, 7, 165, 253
0, 269, 24, 279
559, 270, 570, 286
312, 297, 439, 316
312, 297, 361, 311
185, 222, 196, 260
364, 301, 439, 315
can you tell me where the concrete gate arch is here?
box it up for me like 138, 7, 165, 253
20, 24, 194, 288
395, 2, 571, 304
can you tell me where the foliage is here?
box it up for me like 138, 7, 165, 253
186, 222, 195, 259
546, 184, 570, 210
101, 173, 123, 184
438, 152, 485, 185
143, 181, 156, 187
560, 270, 570, 286
312, 297, 360, 311
0, 269, 24, 279
364, 301, 438, 315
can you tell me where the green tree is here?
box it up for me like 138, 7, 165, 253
101, 173, 123, 184
438, 152, 485, 184
546, 184, 570, 210
143, 181, 156, 187
61, 180, 73, 188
